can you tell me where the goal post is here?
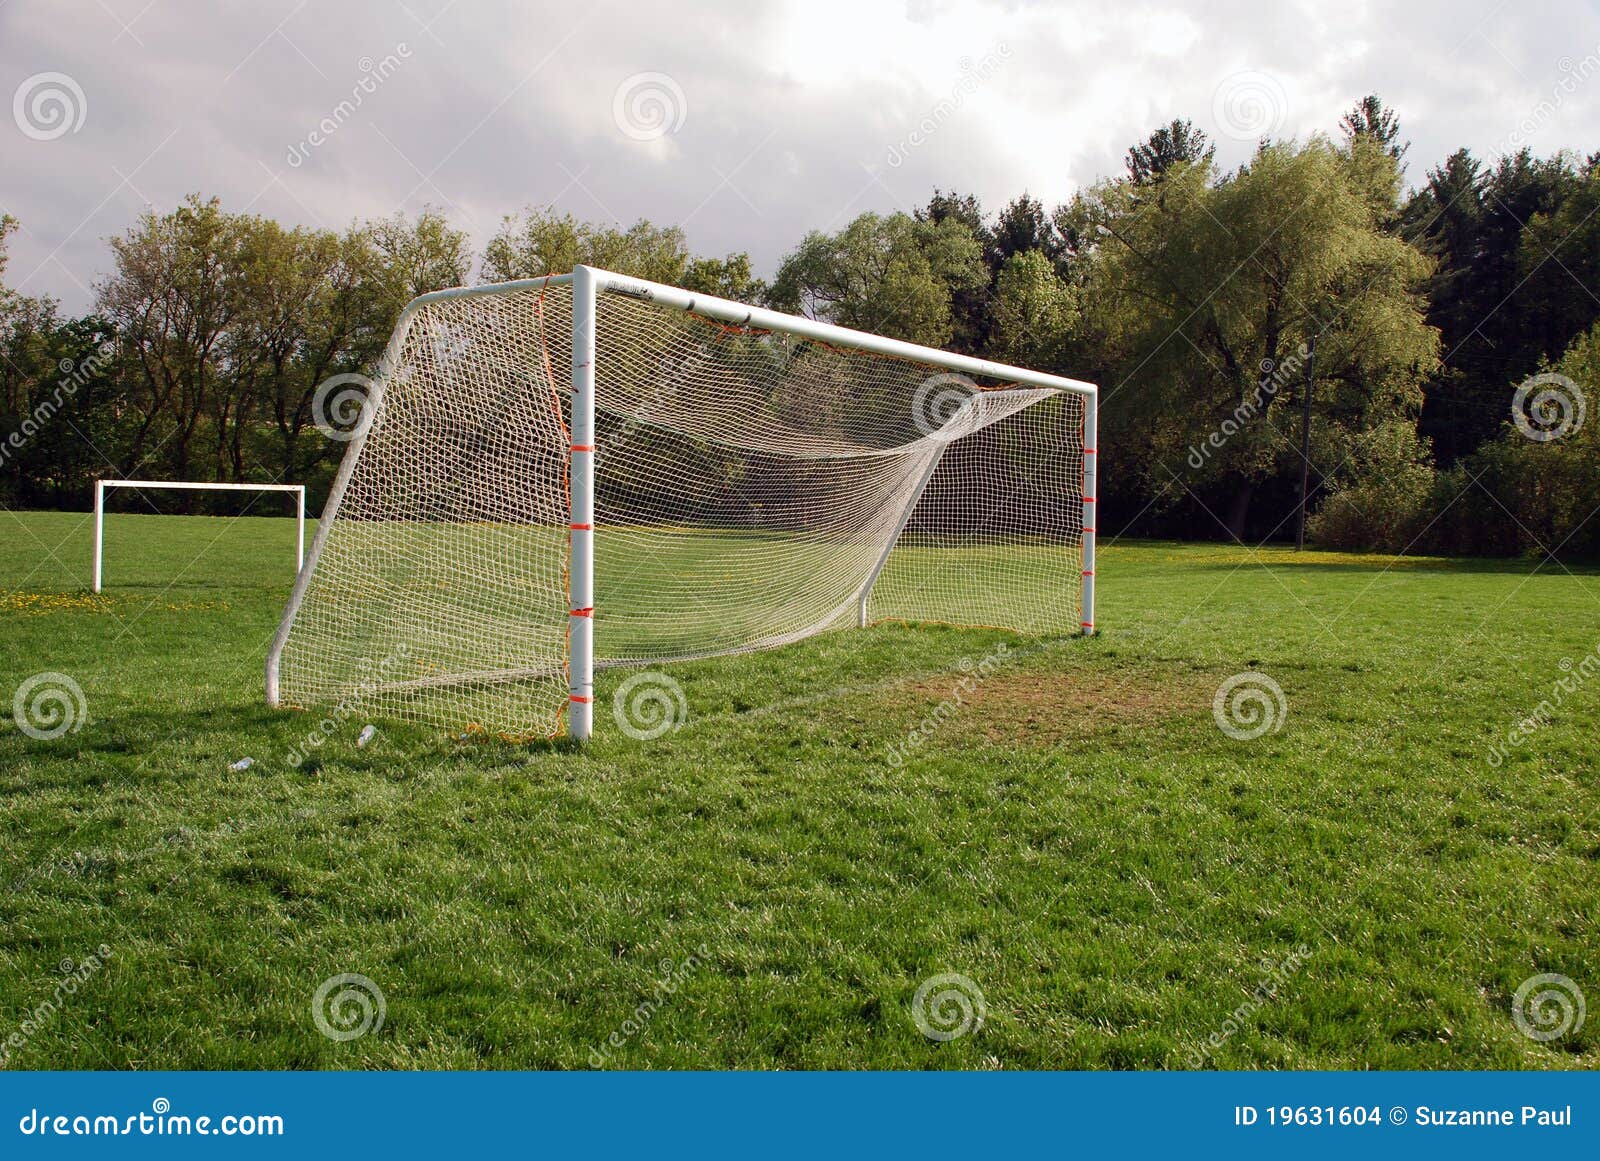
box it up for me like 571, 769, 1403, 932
93, 479, 307, 593
568, 265, 598, 741
266, 266, 1097, 741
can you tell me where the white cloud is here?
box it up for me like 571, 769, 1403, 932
1, 0, 1596, 312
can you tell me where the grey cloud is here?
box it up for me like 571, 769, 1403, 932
2, 0, 1596, 312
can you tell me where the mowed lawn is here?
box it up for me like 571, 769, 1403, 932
0, 507, 1596, 1070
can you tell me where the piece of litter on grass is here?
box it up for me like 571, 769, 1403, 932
357, 725, 376, 748
228, 757, 254, 771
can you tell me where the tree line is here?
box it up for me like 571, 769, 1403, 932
2, 94, 1597, 559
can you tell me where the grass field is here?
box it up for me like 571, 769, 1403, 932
1, 507, 1596, 1069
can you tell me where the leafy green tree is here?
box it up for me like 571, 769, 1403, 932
1404, 148, 1484, 463
1340, 94, 1406, 162
0, 214, 16, 288
767, 211, 986, 347
916, 190, 994, 351
1407, 149, 1582, 463
988, 250, 1076, 370
92, 200, 461, 497
96, 195, 245, 484
482, 208, 690, 284
916, 189, 988, 241
361, 208, 471, 314
224, 220, 361, 484
1305, 420, 1436, 551
482, 207, 763, 318
991, 194, 1063, 268
1516, 162, 1600, 378
0, 307, 121, 507
1426, 322, 1600, 560
1340, 100, 1409, 230
1125, 119, 1213, 185
1074, 138, 1438, 538
1, 219, 126, 507
682, 251, 765, 302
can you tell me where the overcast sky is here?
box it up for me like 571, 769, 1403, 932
3, 0, 1597, 312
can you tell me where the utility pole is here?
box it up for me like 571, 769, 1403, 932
1295, 335, 1317, 551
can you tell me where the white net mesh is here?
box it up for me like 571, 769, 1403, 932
274, 280, 1085, 737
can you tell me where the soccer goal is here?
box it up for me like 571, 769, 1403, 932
93, 479, 307, 593
266, 267, 1098, 741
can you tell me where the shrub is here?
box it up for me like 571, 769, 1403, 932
1307, 421, 1436, 552
1424, 322, 1600, 560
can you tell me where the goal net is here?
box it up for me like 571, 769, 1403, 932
267, 268, 1096, 740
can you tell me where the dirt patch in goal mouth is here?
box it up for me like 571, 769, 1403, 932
884, 665, 1212, 748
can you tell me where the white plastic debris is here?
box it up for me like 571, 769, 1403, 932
357, 725, 376, 748
228, 757, 254, 771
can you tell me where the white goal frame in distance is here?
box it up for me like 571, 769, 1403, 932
93, 479, 307, 593
266, 265, 1098, 741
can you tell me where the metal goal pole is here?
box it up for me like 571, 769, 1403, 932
294, 486, 306, 572
568, 267, 598, 741
92, 479, 104, 593
1080, 393, 1098, 635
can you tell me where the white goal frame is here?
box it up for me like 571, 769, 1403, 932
93, 479, 307, 593
266, 266, 1098, 741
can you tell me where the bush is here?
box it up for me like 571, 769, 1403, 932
1423, 322, 1600, 561
1313, 324, 1600, 560
1307, 421, 1436, 552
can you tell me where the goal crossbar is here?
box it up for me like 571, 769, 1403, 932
93, 479, 307, 593
266, 266, 1099, 741
379, 270, 1100, 396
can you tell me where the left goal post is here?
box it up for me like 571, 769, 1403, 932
92, 479, 307, 593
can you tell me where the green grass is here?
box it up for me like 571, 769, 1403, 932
1, 508, 1596, 1069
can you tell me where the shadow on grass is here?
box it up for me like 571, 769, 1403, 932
16, 702, 565, 781
1103, 540, 1600, 577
